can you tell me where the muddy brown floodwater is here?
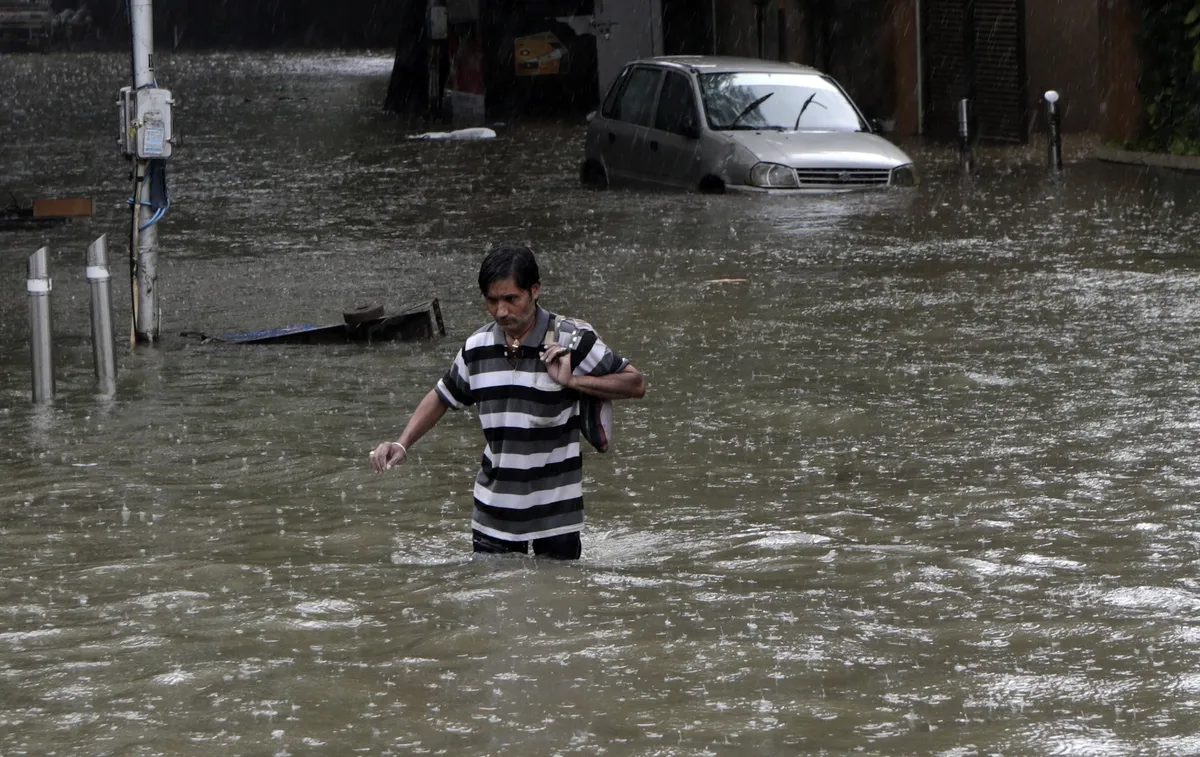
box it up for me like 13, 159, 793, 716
3, 51, 1200, 756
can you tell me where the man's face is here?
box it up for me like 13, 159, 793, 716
484, 277, 540, 339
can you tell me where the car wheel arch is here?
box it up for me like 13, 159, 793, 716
580, 159, 610, 189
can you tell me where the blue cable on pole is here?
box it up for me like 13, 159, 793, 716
133, 158, 169, 231
138, 198, 168, 231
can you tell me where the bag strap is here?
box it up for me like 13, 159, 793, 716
543, 314, 591, 372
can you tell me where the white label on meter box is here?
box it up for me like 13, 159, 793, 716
143, 126, 164, 155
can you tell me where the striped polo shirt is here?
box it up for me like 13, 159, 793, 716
434, 306, 627, 541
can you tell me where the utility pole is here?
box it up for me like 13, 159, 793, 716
122, 0, 174, 344
426, 0, 447, 119
384, 0, 429, 113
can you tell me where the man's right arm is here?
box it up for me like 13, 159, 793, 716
397, 389, 450, 448
370, 390, 449, 472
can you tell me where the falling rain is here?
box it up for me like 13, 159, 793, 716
3, 1, 1200, 754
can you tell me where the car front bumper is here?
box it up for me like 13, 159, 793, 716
725, 183, 889, 195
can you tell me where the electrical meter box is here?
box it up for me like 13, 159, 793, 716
118, 86, 175, 158
135, 87, 174, 159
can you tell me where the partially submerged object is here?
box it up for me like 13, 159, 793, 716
409, 127, 497, 141
183, 300, 445, 345
1, 195, 93, 230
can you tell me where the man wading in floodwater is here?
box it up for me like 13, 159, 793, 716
370, 244, 646, 560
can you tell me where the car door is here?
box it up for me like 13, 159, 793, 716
596, 65, 662, 185
646, 70, 704, 189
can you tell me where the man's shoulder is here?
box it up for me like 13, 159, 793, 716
460, 322, 499, 352
468, 321, 498, 338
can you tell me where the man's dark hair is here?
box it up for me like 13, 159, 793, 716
478, 244, 540, 294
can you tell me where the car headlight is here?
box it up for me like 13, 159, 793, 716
749, 162, 799, 189
890, 164, 920, 187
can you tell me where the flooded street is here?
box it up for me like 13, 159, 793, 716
5, 51, 1200, 755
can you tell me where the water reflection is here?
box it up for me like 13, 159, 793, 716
3, 51, 1200, 755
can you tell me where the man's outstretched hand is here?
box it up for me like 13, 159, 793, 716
370, 441, 407, 473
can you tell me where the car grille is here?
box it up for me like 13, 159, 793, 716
793, 168, 891, 187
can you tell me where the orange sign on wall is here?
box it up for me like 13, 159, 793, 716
515, 32, 565, 76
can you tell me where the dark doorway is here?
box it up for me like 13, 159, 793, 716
922, 0, 1027, 143
803, 0, 889, 125
662, 0, 714, 55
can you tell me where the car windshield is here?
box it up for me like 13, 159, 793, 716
699, 72, 866, 132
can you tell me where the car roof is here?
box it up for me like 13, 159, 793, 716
628, 55, 821, 76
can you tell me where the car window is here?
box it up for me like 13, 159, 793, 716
611, 67, 661, 127
653, 72, 697, 135
699, 72, 866, 132
601, 67, 631, 119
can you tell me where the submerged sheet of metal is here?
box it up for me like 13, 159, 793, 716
194, 299, 445, 345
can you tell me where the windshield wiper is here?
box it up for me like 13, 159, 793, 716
791, 93, 827, 131
728, 92, 774, 129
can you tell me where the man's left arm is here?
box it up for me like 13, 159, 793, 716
543, 333, 646, 400
567, 362, 645, 400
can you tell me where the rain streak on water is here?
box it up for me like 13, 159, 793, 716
3, 51, 1200, 756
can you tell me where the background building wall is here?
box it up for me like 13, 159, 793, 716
714, 0, 758, 58
886, 0, 921, 137
1024, 0, 1101, 134
1098, 0, 1142, 142
710, 0, 891, 123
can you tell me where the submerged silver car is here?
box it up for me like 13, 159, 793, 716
581, 56, 918, 193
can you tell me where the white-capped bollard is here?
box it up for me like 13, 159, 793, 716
27, 247, 54, 403
87, 235, 117, 394
1045, 90, 1063, 171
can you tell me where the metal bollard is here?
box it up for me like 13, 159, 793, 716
27, 247, 54, 403
87, 234, 117, 394
957, 97, 973, 174
1045, 90, 1063, 171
